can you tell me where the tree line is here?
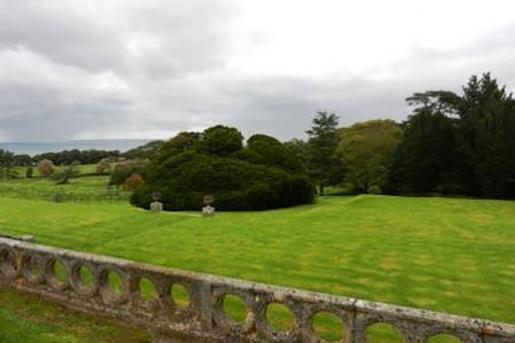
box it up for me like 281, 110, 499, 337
3, 73, 515, 200
304, 73, 515, 199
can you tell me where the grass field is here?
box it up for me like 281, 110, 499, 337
0, 174, 514, 341
0, 288, 151, 342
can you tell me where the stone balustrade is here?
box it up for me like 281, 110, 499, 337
0, 236, 513, 343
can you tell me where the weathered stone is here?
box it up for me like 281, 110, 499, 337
0, 237, 513, 343
150, 201, 163, 212
202, 205, 215, 217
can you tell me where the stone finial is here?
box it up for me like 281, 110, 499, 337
150, 192, 163, 212
202, 205, 215, 217
202, 195, 215, 217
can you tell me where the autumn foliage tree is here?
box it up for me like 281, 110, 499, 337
37, 159, 55, 178
123, 174, 144, 191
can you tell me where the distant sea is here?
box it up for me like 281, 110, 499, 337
0, 139, 150, 156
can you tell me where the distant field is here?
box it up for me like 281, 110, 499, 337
0, 176, 129, 202
0, 165, 130, 202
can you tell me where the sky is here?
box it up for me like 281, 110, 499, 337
1, 0, 515, 142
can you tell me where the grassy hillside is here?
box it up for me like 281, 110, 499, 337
0, 195, 513, 325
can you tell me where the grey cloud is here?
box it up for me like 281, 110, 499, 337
1, 1, 515, 142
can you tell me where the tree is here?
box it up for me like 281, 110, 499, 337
339, 120, 401, 194
393, 73, 515, 197
26, 166, 34, 179
455, 73, 515, 197
13, 154, 32, 166
0, 149, 17, 180
306, 111, 343, 195
124, 140, 165, 159
123, 174, 144, 191
37, 159, 55, 178
131, 126, 314, 211
389, 108, 457, 193
109, 160, 148, 186
96, 158, 113, 174
51, 165, 80, 185
200, 125, 244, 157
284, 138, 309, 171
244, 134, 303, 172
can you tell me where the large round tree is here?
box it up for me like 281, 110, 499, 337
131, 126, 315, 211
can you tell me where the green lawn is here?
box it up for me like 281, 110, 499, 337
0, 175, 514, 341
0, 289, 151, 342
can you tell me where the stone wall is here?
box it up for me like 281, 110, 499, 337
0, 237, 513, 342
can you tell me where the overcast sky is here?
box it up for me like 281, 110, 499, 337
1, 0, 515, 142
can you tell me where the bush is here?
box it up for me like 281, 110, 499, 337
37, 159, 55, 178
96, 158, 112, 174
123, 174, 144, 191
25, 167, 33, 179
244, 182, 277, 210
367, 184, 382, 195
130, 126, 315, 212
110, 160, 147, 186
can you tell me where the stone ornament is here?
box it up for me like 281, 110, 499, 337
150, 192, 163, 212
202, 194, 215, 217
150, 201, 163, 212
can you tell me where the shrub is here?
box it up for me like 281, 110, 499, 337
130, 126, 315, 211
131, 155, 314, 211
37, 159, 55, 178
51, 165, 80, 185
367, 184, 382, 195
244, 182, 277, 210
96, 158, 112, 174
25, 167, 33, 179
110, 160, 147, 186
123, 174, 144, 191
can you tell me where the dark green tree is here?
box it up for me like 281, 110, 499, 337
306, 111, 343, 195
389, 107, 457, 193
25, 166, 34, 179
0, 149, 18, 180
51, 164, 80, 185
456, 73, 515, 197
200, 125, 244, 157
245, 134, 303, 172
131, 126, 314, 211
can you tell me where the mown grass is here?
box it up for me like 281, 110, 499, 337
0, 176, 514, 341
0, 288, 152, 342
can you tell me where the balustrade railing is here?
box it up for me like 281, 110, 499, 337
0, 237, 513, 342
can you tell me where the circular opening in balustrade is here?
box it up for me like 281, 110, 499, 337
426, 334, 462, 343
0, 247, 16, 277
311, 311, 346, 342
107, 270, 123, 295
170, 283, 190, 308
265, 302, 295, 333
22, 254, 45, 284
221, 294, 247, 324
365, 322, 404, 343
78, 264, 95, 288
46, 258, 69, 288
70, 262, 96, 295
139, 277, 158, 301
99, 268, 126, 304
53, 260, 68, 283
